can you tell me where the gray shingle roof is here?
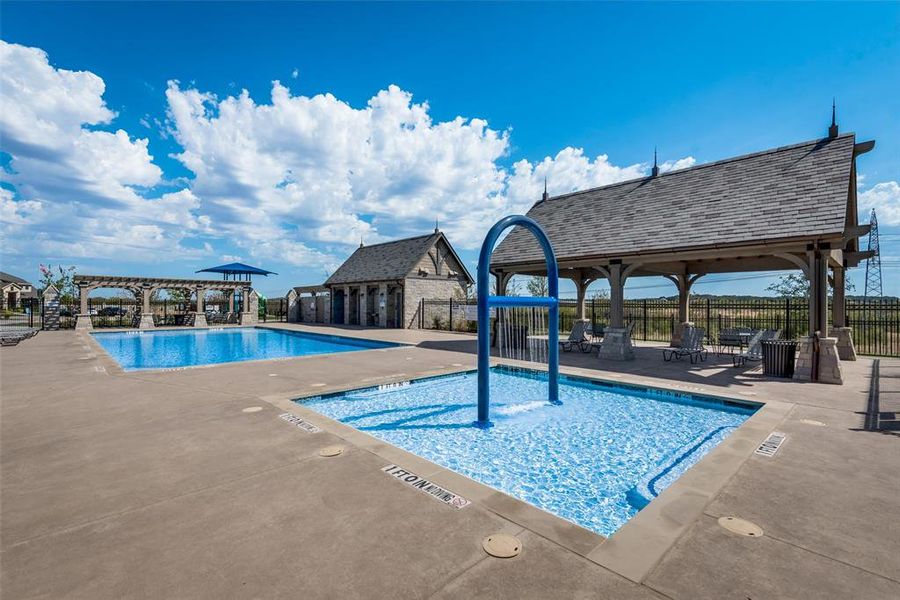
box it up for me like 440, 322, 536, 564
325, 232, 473, 286
0, 271, 32, 286
491, 134, 857, 268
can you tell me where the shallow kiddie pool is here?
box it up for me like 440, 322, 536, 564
299, 366, 758, 536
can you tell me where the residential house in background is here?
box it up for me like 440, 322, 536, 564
0, 272, 37, 310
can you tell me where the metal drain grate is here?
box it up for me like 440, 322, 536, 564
754, 431, 786, 457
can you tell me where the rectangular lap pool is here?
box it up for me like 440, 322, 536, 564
92, 327, 400, 371
299, 367, 758, 536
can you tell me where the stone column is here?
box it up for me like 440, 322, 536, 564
193, 287, 207, 327
378, 283, 388, 327
359, 286, 368, 327
76, 285, 93, 330
669, 274, 700, 347
223, 290, 234, 315
828, 265, 856, 360
240, 287, 258, 325
807, 251, 828, 335
139, 287, 155, 329
794, 335, 843, 384
42, 284, 60, 331
343, 285, 351, 325
598, 263, 634, 361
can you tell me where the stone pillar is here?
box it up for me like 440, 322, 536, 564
608, 263, 625, 328
807, 251, 828, 336
669, 274, 699, 347
42, 284, 61, 331
193, 287, 207, 327
378, 283, 388, 327
598, 263, 635, 361
138, 287, 155, 329
359, 286, 368, 327
343, 286, 351, 325
240, 288, 258, 325
286, 289, 299, 322
794, 335, 844, 384
829, 327, 857, 361
224, 290, 234, 315
76, 285, 93, 330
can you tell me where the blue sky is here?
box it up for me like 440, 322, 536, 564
1, 1, 898, 299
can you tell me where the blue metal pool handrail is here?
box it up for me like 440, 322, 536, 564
477, 215, 560, 427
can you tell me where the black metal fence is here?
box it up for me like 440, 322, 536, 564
420, 296, 900, 357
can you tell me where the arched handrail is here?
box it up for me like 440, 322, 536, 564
476, 215, 560, 427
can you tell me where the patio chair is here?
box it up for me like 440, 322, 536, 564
662, 326, 708, 364
716, 327, 755, 355
560, 321, 592, 352
0, 331, 29, 346
733, 329, 782, 367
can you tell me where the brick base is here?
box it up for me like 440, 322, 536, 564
598, 327, 635, 361
793, 335, 843, 384
828, 327, 857, 361
138, 314, 155, 329
670, 321, 694, 348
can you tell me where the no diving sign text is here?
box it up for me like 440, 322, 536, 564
279, 412, 321, 433
382, 464, 471, 509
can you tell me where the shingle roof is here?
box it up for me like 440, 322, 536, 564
324, 232, 473, 286
491, 134, 858, 268
0, 271, 32, 286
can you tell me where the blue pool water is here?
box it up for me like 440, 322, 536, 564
300, 367, 757, 536
93, 327, 400, 370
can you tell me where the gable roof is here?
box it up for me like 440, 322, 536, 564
491, 133, 860, 269
0, 271, 32, 286
324, 232, 474, 286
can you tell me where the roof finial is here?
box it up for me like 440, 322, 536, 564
434, 219, 439, 234
542, 176, 549, 202
828, 98, 839, 139
359, 237, 364, 248
651, 146, 660, 177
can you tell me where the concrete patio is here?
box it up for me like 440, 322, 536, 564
1, 324, 898, 599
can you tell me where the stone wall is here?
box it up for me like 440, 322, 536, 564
403, 277, 468, 329
286, 290, 300, 322
300, 294, 331, 323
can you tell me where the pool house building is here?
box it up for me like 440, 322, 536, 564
288, 228, 473, 329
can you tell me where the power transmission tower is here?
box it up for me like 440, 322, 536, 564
864, 209, 883, 299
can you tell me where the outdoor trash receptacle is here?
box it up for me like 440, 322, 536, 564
762, 340, 797, 378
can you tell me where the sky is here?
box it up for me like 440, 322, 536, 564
1, 1, 898, 300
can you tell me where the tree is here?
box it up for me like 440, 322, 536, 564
526, 276, 548, 297
766, 273, 856, 298
38, 264, 76, 299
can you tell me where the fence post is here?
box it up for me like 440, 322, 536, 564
786, 297, 791, 339
591, 298, 596, 330
642, 299, 647, 341
449, 297, 453, 331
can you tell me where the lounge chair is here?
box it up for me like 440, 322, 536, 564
560, 321, 593, 352
663, 326, 708, 364
733, 329, 782, 367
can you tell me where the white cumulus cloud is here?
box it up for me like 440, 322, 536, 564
859, 181, 900, 226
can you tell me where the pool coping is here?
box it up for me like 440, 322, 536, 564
256, 357, 792, 584
80, 326, 411, 375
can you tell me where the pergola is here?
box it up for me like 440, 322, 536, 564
73, 274, 255, 329
490, 127, 874, 375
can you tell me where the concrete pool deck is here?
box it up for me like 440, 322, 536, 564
2, 324, 898, 599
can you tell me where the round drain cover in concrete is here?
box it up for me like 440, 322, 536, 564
242, 406, 264, 413
718, 516, 763, 537
318, 445, 344, 457
482, 534, 521, 558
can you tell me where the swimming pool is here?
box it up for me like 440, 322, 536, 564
300, 366, 757, 536
92, 327, 400, 370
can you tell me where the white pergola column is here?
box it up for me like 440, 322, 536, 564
139, 286, 155, 329
194, 287, 207, 327
570, 270, 595, 322
76, 285, 93, 330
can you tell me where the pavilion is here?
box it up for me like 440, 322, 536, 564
73, 267, 271, 329
490, 117, 874, 383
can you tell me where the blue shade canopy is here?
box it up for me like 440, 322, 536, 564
196, 262, 277, 277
